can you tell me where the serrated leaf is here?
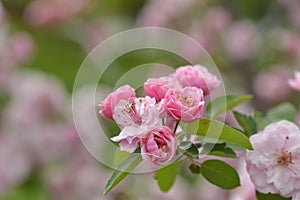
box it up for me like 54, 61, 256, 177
104, 153, 142, 195
178, 141, 199, 159
202, 143, 236, 158
192, 119, 253, 150
256, 191, 292, 200
233, 111, 257, 137
206, 95, 252, 117
154, 160, 184, 192
200, 160, 240, 189
255, 103, 297, 130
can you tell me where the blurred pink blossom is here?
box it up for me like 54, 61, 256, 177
278, 0, 300, 27
24, 0, 91, 26
223, 21, 260, 61
0, 134, 32, 193
202, 7, 232, 35
10, 32, 34, 64
253, 66, 292, 105
137, 0, 195, 27
246, 120, 300, 198
230, 161, 256, 200
46, 152, 108, 200
5, 71, 67, 125
288, 71, 300, 92
280, 31, 300, 59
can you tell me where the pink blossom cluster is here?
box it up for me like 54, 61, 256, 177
99, 65, 220, 167
246, 120, 300, 199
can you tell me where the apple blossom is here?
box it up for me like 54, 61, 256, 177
144, 76, 181, 102
288, 71, 300, 92
162, 86, 205, 123
174, 65, 220, 95
99, 85, 135, 120
140, 126, 177, 167
246, 120, 300, 198
111, 96, 161, 153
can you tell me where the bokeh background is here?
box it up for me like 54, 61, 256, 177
0, 0, 300, 199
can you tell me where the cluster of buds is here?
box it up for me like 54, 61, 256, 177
99, 65, 220, 167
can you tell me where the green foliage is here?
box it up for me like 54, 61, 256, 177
188, 119, 253, 150
254, 102, 297, 130
206, 95, 252, 117
233, 111, 257, 137
200, 160, 240, 189
154, 160, 184, 192
178, 141, 200, 159
0, 173, 50, 200
256, 191, 292, 200
114, 147, 131, 166
104, 153, 142, 195
201, 143, 236, 158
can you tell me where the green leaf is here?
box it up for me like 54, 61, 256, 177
192, 119, 253, 150
256, 191, 292, 200
154, 160, 184, 192
202, 143, 236, 158
267, 102, 297, 122
255, 103, 297, 130
178, 141, 200, 159
0, 173, 50, 200
200, 160, 240, 189
114, 147, 131, 166
233, 111, 257, 137
206, 95, 252, 117
189, 163, 201, 174
104, 153, 142, 195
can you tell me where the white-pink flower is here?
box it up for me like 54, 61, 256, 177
99, 85, 135, 120
111, 96, 161, 153
162, 87, 205, 123
144, 76, 181, 102
288, 71, 300, 92
246, 120, 300, 198
140, 126, 177, 167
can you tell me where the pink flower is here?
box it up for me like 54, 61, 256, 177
162, 87, 205, 123
288, 71, 300, 92
144, 76, 181, 102
111, 96, 161, 153
246, 120, 300, 198
223, 21, 259, 61
253, 66, 292, 104
140, 126, 177, 167
99, 85, 135, 120
174, 65, 220, 95
10, 32, 34, 64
